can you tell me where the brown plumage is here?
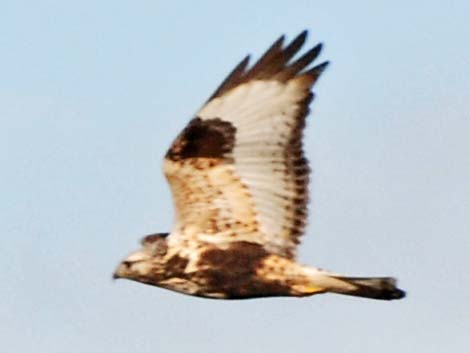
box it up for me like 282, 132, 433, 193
113, 31, 406, 301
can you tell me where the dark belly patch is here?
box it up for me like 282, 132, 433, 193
195, 242, 291, 298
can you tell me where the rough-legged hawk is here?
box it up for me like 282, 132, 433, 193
113, 31, 405, 300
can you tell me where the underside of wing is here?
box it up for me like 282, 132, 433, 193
164, 31, 328, 258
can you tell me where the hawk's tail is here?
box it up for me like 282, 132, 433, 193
306, 269, 406, 300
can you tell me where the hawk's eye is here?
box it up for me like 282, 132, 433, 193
122, 261, 132, 268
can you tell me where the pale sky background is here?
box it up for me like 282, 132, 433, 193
1, 1, 469, 352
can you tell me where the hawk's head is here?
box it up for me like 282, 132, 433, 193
113, 233, 169, 283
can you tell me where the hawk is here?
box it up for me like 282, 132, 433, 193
113, 31, 405, 300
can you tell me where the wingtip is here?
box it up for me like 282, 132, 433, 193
292, 30, 309, 45
313, 42, 323, 53
312, 60, 330, 73
299, 29, 309, 39
273, 34, 286, 48
240, 54, 251, 67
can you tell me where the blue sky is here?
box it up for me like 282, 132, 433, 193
1, 1, 469, 352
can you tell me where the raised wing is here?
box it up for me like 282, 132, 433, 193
164, 31, 328, 258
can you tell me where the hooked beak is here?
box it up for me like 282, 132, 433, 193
113, 260, 133, 280
112, 263, 124, 280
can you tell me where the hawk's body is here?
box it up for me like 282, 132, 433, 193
114, 31, 405, 300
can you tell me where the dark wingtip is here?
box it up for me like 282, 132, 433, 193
208, 30, 328, 98
299, 29, 309, 39
312, 60, 330, 73
301, 60, 330, 84
241, 54, 251, 67
272, 34, 286, 48
291, 30, 309, 47
311, 42, 323, 55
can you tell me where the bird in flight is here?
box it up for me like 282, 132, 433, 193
113, 30, 405, 300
